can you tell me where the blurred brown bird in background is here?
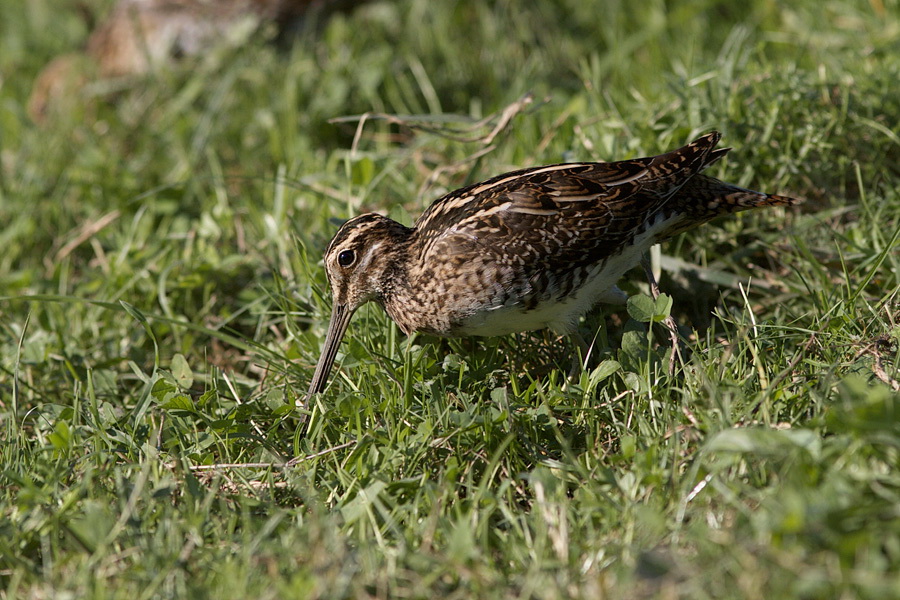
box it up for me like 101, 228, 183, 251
28, 0, 368, 122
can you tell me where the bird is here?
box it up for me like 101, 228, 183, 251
305, 131, 797, 398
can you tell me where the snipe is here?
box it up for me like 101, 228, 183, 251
305, 132, 797, 397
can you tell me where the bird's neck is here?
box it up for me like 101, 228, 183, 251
370, 233, 419, 335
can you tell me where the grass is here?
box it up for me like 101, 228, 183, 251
2, 0, 900, 597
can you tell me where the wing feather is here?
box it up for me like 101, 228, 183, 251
415, 132, 723, 271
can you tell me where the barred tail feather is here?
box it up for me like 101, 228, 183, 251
760, 193, 800, 207
673, 174, 800, 217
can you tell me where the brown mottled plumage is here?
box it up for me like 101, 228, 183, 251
306, 132, 797, 396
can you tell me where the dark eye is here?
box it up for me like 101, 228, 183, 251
338, 249, 355, 267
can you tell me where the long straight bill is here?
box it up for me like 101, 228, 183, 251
306, 303, 353, 398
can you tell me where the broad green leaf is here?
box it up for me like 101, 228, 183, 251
151, 377, 177, 401
171, 353, 193, 390
589, 359, 621, 385
48, 420, 72, 451
653, 293, 673, 322
627, 294, 656, 322
159, 394, 195, 412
